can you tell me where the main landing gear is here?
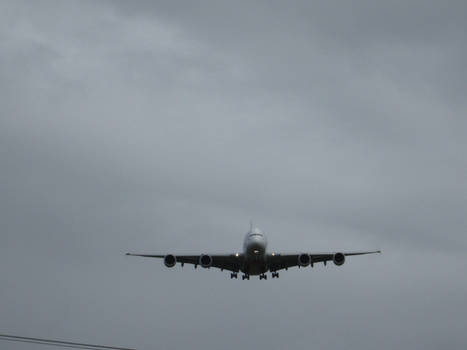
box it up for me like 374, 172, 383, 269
230, 273, 277, 280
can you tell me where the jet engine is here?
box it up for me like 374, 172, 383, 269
164, 254, 177, 268
298, 253, 311, 267
199, 254, 213, 268
333, 252, 345, 266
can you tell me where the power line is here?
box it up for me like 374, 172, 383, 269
0, 334, 137, 350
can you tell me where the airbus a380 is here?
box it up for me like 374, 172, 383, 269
126, 224, 381, 280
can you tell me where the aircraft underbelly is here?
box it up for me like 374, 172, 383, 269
242, 258, 267, 275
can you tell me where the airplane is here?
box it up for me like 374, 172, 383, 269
126, 223, 381, 280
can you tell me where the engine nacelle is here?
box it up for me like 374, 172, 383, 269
333, 252, 345, 266
199, 254, 213, 268
298, 253, 311, 267
164, 254, 177, 268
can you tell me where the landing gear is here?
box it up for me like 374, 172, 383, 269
230, 273, 238, 279
271, 272, 279, 278
242, 274, 250, 280
259, 274, 267, 280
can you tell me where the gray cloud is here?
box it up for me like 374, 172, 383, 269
1, 1, 466, 349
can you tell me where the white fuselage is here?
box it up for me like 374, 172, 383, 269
242, 227, 268, 275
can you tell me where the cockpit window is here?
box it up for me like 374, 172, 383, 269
249, 233, 263, 237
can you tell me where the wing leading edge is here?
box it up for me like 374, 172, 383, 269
126, 253, 242, 272
267, 250, 381, 272
126, 250, 381, 274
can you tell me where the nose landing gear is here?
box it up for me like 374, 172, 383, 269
271, 272, 279, 278
230, 273, 238, 279
242, 274, 250, 280
259, 274, 267, 280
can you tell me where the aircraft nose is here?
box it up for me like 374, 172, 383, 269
249, 236, 265, 251
250, 240, 261, 249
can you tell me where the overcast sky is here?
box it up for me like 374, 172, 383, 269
1, 1, 467, 349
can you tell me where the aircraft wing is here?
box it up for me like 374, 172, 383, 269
267, 250, 381, 272
126, 253, 242, 273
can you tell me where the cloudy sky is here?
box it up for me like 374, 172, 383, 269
1, 1, 466, 349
